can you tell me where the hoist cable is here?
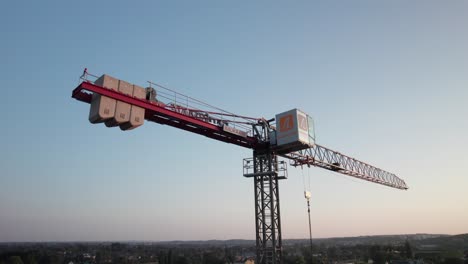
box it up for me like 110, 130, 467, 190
301, 166, 313, 257
307, 198, 313, 255
301, 166, 306, 192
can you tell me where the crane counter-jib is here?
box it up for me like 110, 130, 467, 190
72, 81, 260, 149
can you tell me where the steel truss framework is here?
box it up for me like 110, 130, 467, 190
282, 145, 408, 190
252, 152, 282, 264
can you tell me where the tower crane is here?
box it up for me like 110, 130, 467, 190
71, 69, 408, 264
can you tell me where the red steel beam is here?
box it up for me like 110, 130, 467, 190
72, 81, 259, 149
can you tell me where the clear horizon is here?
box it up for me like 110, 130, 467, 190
1, 233, 463, 243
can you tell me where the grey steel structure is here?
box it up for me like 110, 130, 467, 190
244, 152, 286, 264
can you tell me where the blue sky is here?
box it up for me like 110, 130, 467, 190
1, 1, 467, 241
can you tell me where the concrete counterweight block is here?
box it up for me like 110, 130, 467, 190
89, 75, 118, 124
105, 80, 133, 127
120, 85, 146, 131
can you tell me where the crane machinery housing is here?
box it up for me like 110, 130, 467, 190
72, 70, 408, 264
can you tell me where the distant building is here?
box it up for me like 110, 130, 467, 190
234, 256, 255, 264
245, 258, 255, 264
414, 245, 443, 262
390, 260, 415, 264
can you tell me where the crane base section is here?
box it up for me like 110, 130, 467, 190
251, 152, 283, 264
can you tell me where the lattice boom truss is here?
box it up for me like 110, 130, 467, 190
282, 144, 408, 190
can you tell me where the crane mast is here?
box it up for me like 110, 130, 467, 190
71, 70, 408, 264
